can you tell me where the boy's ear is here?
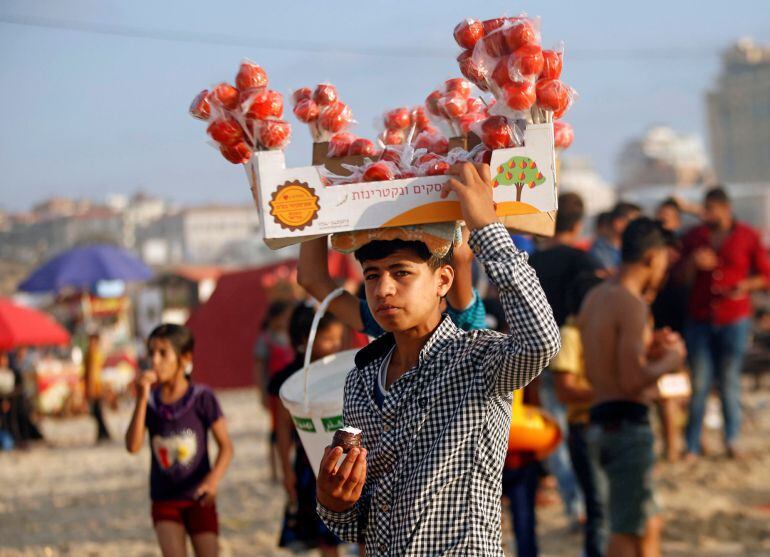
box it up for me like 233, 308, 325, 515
437, 264, 454, 298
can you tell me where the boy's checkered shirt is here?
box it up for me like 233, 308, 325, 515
317, 222, 561, 556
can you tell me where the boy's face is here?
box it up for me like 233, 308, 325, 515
645, 246, 670, 293
362, 248, 453, 333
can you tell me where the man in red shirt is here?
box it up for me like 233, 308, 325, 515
679, 187, 770, 459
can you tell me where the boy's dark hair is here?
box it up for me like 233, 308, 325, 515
148, 323, 195, 357
354, 239, 453, 270
658, 197, 681, 213
555, 192, 585, 233
261, 300, 291, 330
612, 201, 642, 221
621, 217, 668, 263
704, 186, 730, 205
288, 302, 341, 353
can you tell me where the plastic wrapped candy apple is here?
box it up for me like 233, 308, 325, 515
327, 132, 357, 157
293, 98, 319, 123
458, 112, 486, 134
417, 157, 451, 177
220, 142, 252, 164
244, 89, 284, 120
541, 48, 563, 80
318, 101, 353, 135
362, 161, 396, 182
510, 44, 544, 79
384, 107, 412, 131
439, 93, 469, 120
258, 119, 292, 150
211, 83, 240, 110
457, 50, 488, 90
412, 107, 432, 131
313, 83, 338, 106
236, 61, 268, 91
189, 90, 211, 120
349, 138, 377, 157
535, 79, 575, 121
553, 121, 574, 150
503, 81, 537, 112
475, 115, 516, 150
207, 117, 245, 146
413, 129, 449, 155
293, 87, 313, 104
381, 128, 406, 146
454, 18, 485, 50
445, 78, 473, 99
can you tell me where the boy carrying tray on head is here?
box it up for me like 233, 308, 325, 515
314, 162, 561, 556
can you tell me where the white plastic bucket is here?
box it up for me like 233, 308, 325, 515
279, 288, 358, 476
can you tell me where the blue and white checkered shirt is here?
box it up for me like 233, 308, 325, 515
317, 222, 561, 556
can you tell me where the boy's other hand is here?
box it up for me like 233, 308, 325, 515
441, 163, 499, 231
316, 446, 367, 513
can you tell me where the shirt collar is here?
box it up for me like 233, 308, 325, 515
354, 314, 460, 371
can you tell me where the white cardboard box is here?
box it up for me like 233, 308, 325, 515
247, 123, 558, 249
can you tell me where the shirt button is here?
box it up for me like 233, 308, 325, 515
381, 503, 390, 513
379, 542, 387, 552
383, 424, 391, 433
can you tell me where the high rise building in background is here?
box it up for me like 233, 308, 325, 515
707, 38, 770, 183
615, 126, 712, 191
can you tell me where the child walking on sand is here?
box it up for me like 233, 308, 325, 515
126, 324, 234, 557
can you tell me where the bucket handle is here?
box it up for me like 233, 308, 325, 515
302, 287, 346, 410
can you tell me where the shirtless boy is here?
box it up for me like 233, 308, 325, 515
579, 218, 687, 557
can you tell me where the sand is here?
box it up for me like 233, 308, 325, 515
1, 386, 769, 556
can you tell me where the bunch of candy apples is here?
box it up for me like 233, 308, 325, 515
453, 14, 576, 150
189, 60, 291, 164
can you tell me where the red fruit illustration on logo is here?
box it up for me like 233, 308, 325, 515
494, 156, 546, 201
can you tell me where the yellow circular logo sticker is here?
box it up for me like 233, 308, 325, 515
269, 181, 320, 231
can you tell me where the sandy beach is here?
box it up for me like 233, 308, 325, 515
2, 385, 770, 557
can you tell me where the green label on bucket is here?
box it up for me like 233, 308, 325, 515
293, 417, 316, 432
322, 415, 344, 432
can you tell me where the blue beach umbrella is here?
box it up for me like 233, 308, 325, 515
19, 244, 153, 294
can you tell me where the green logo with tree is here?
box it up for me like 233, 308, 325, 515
493, 156, 545, 201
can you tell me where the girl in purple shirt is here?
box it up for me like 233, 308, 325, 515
126, 324, 233, 557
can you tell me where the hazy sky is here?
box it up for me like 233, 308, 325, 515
1, 0, 768, 211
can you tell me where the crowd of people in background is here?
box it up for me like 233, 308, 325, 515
252, 185, 769, 557
2, 182, 768, 557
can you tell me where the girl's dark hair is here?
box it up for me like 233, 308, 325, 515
261, 300, 292, 330
288, 302, 340, 353
147, 323, 195, 358
354, 239, 453, 270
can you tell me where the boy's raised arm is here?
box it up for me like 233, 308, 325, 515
442, 163, 561, 395
297, 237, 364, 331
